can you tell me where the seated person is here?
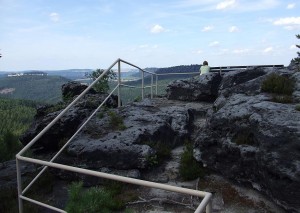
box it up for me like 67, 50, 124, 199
200, 60, 210, 75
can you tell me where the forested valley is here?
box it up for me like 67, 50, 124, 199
0, 98, 38, 162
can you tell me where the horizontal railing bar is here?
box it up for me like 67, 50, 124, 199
209, 65, 284, 69
21, 85, 119, 195
142, 69, 156, 75
119, 84, 137, 88
119, 59, 156, 75
17, 155, 210, 199
157, 72, 199, 76
17, 59, 120, 156
119, 84, 151, 90
20, 195, 66, 213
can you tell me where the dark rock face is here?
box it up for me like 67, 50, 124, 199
61, 81, 96, 99
219, 67, 268, 97
194, 68, 300, 212
20, 82, 118, 151
63, 99, 194, 170
0, 160, 37, 191
166, 73, 222, 102
292, 72, 300, 102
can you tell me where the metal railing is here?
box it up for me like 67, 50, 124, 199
16, 58, 213, 213
119, 63, 284, 98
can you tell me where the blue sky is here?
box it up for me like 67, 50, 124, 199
0, 0, 299, 71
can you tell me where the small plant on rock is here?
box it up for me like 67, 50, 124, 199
143, 141, 172, 167
65, 181, 137, 213
233, 130, 256, 146
296, 104, 300, 111
108, 110, 126, 130
261, 73, 295, 103
179, 142, 206, 181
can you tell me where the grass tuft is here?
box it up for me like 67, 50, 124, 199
179, 142, 206, 181
261, 73, 295, 95
108, 110, 127, 130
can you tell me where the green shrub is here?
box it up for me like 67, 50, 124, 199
296, 104, 300, 111
0, 131, 22, 163
86, 69, 116, 93
261, 73, 295, 95
108, 110, 126, 130
179, 142, 205, 181
65, 182, 125, 213
143, 141, 172, 167
233, 130, 256, 146
271, 95, 293, 103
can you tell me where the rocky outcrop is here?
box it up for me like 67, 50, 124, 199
292, 71, 300, 102
20, 82, 118, 151
61, 81, 96, 100
61, 99, 194, 170
194, 67, 300, 212
0, 160, 37, 191
166, 72, 222, 102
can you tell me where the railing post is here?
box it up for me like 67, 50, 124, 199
151, 74, 153, 99
16, 158, 24, 213
219, 67, 222, 75
206, 200, 212, 213
155, 75, 158, 95
141, 69, 144, 100
117, 60, 121, 107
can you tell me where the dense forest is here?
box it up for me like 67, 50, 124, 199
0, 98, 37, 162
0, 75, 70, 103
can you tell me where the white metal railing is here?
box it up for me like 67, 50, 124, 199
118, 62, 284, 99
16, 58, 213, 213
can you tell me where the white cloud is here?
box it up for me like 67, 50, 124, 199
229, 26, 239, 32
150, 24, 165, 33
290, 45, 297, 49
202, 26, 214, 32
284, 25, 300, 30
49, 12, 60, 22
216, 0, 236, 10
263, 47, 273, 53
139, 44, 149, 48
209, 41, 220, 47
233, 48, 250, 54
287, 3, 295, 9
196, 50, 203, 54
273, 17, 300, 25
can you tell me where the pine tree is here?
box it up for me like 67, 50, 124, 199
293, 34, 300, 63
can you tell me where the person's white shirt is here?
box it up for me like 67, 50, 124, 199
200, 65, 210, 75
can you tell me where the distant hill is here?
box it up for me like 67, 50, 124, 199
46, 69, 93, 80
125, 65, 200, 86
0, 75, 70, 103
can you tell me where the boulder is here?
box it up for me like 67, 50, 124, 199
61, 81, 96, 100
20, 83, 118, 151
194, 67, 300, 212
61, 99, 194, 170
0, 160, 37, 191
166, 72, 222, 102
292, 72, 300, 102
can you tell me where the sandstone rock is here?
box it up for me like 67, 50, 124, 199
194, 67, 300, 212
20, 88, 118, 151
292, 72, 300, 102
166, 73, 222, 102
63, 99, 193, 170
61, 81, 96, 100
0, 160, 37, 191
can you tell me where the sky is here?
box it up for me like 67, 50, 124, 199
0, 0, 299, 71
